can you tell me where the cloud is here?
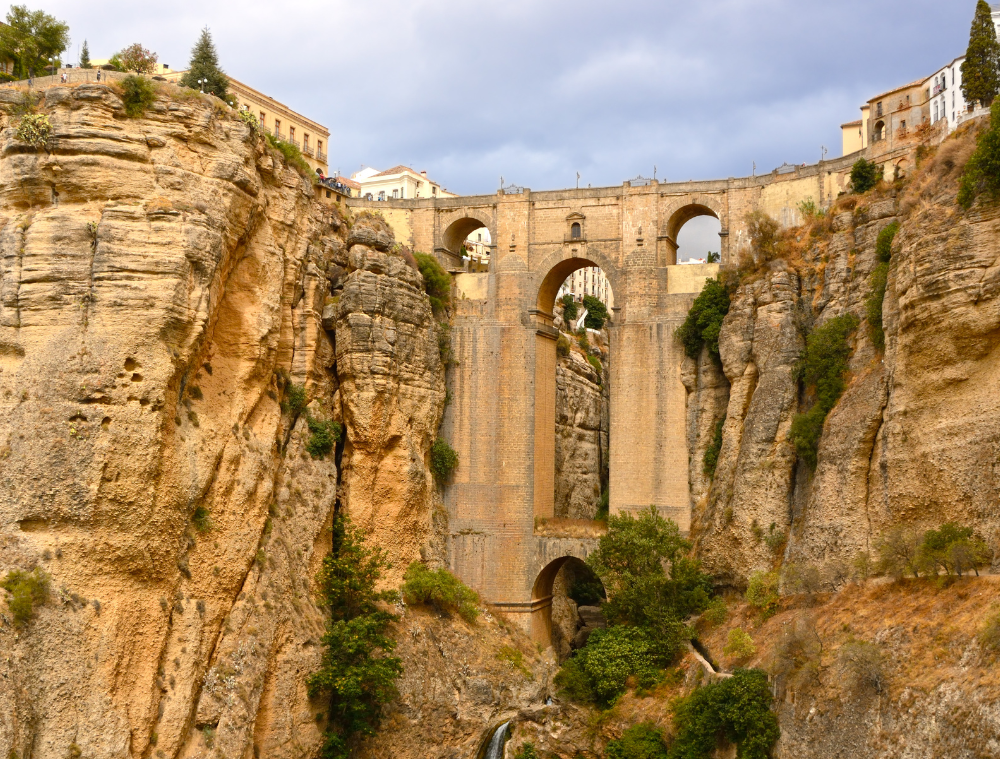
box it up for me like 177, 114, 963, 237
42, 0, 971, 196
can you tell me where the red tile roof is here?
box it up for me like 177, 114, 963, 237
373, 165, 417, 178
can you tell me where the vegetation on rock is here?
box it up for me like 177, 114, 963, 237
668, 668, 780, 759
120, 75, 156, 118
745, 571, 779, 618
0, 5, 69, 79
960, 0, 1000, 108
1, 567, 50, 624
849, 158, 880, 194
306, 415, 342, 459
179, 27, 230, 102
265, 132, 313, 178
606, 722, 670, 759
555, 625, 665, 707
789, 313, 859, 469
15, 112, 51, 149
876, 522, 992, 580
583, 294, 609, 330
430, 438, 459, 481
111, 43, 158, 74
676, 278, 730, 362
702, 414, 725, 479
561, 293, 578, 322
308, 516, 402, 759
866, 221, 898, 350
401, 561, 479, 621
723, 627, 757, 661
414, 252, 452, 314
958, 100, 1000, 209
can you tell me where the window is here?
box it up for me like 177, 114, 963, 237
289, 126, 295, 141
326, 190, 331, 198
874, 121, 885, 141
900, 120, 906, 131
934, 103, 939, 122
259, 111, 266, 125
317, 140, 323, 155
274, 118, 281, 136
432, 187, 437, 195
477, 233, 482, 241
876, 102, 883, 117
392, 189, 399, 199
303, 133, 310, 148
571, 222, 581, 239
378, 191, 385, 201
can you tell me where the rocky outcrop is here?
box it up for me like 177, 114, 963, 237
686, 125, 1000, 586
0, 82, 445, 759
554, 340, 608, 520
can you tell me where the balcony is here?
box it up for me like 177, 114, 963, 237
302, 143, 315, 157
287, 137, 300, 149
317, 149, 327, 162
933, 84, 944, 96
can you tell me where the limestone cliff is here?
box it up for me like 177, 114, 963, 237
0, 82, 445, 759
684, 124, 1000, 586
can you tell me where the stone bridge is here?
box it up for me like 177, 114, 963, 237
346, 156, 858, 643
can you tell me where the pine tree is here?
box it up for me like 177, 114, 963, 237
79, 39, 90, 69
961, 0, 1000, 108
179, 27, 230, 102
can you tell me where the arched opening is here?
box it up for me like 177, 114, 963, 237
570, 221, 582, 239
533, 257, 615, 524
531, 556, 606, 656
874, 121, 885, 142
441, 216, 493, 270
663, 204, 722, 266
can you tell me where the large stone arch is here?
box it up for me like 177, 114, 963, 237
533, 248, 624, 316
437, 207, 496, 259
531, 550, 602, 648
661, 195, 728, 265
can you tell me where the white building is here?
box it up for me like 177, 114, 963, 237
351, 165, 455, 201
556, 267, 615, 310
926, 57, 966, 132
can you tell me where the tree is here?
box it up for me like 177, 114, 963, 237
307, 515, 403, 759
849, 158, 880, 194
113, 43, 157, 74
583, 294, 609, 329
561, 293, 578, 322
961, 0, 1000, 108
0, 5, 70, 79
958, 100, 1000, 209
587, 507, 712, 659
676, 277, 730, 362
79, 39, 90, 69
179, 27, 230, 102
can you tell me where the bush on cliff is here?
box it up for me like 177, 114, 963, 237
15, 113, 51, 149
789, 313, 859, 469
402, 561, 479, 621
958, 100, 1000, 209
850, 158, 880, 194
555, 626, 665, 707
308, 515, 402, 759
1, 567, 50, 625
265, 132, 313, 179
120, 74, 156, 118
702, 414, 726, 479
561, 293, 578, 323
430, 438, 459, 482
306, 415, 342, 459
866, 222, 899, 351
583, 294, 609, 330
606, 722, 670, 759
676, 278, 730, 362
414, 252, 452, 314
668, 668, 780, 759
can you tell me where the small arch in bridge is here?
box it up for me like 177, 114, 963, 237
442, 216, 492, 260
535, 255, 617, 316
663, 204, 722, 266
531, 556, 605, 652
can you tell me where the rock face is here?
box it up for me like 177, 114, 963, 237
554, 340, 608, 520
0, 82, 445, 759
685, 127, 1000, 586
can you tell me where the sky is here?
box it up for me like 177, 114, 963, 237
39, 0, 973, 258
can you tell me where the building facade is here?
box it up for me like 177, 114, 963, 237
352, 165, 455, 201
556, 266, 615, 310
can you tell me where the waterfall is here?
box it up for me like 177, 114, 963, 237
482, 721, 510, 759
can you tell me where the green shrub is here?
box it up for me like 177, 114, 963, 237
308, 516, 402, 759
595, 487, 609, 521
414, 252, 452, 314
282, 382, 308, 416
723, 628, 757, 660
850, 158, 880, 194
587, 354, 603, 378
745, 571, 779, 618
669, 669, 780, 759
430, 438, 459, 481
959, 100, 1000, 208
556, 334, 570, 357
875, 222, 899, 264
306, 416, 342, 459
583, 294, 609, 330
1, 568, 51, 624
120, 74, 156, 118
558, 626, 665, 707
15, 113, 52, 149
978, 608, 1000, 652
437, 321, 452, 365
797, 198, 822, 219
867, 221, 898, 351
876, 527, 922, 579
676, 278, 730, 362
702, 414, 725, 478
265, 132, 313, 179
587, 507, 712, 660
192, 505, 212, 533
606, 722, 670, 759
402, 561, 479, 621
513, 743, 541, 759
790, 313, 859, 468
561, 293, 578, 322
702, 596, 728, 627
764, 523, 787, 555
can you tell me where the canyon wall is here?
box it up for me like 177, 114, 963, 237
0, 82, 445, 759
684, 125, 1000, 586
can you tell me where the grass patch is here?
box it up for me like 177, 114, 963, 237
402, 561, 479, 621
265, 132, 313, 179
192, 505, 212, 533
1, 568, 51, 624
497, 645, 532, 678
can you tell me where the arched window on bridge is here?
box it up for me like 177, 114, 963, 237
571, 222, 582, 239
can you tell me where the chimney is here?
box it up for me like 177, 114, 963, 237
421, 170, 427, 177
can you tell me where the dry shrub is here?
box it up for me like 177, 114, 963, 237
769, 615, 822, 696
837, 638, 886, 695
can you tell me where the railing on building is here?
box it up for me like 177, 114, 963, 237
501, 182, 525, 194
318, 177, 353, 197
302, 143, 314, 157
626, 174, 653, 186
317, 149, 327, 162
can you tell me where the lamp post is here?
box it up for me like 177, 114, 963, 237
197, 77, 207, 93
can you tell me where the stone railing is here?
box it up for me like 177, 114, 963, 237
302, 143, 314, 157
317, 149, 327, 162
